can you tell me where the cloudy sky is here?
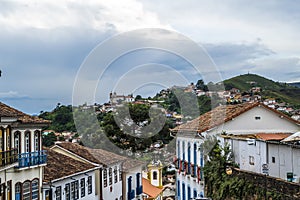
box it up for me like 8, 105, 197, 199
0, 0, 299, 114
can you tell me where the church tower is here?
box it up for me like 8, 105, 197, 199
147, 160, 163, 188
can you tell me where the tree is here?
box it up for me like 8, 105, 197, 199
196, 79, 208, 91
135, 95, 142, 101
42, 132, 57, 147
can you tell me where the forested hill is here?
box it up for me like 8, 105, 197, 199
289, 82, 300, 88
223, 74, 300, 105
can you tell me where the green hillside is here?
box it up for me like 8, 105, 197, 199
289, 82, 300, 88
223, 74, 300, 106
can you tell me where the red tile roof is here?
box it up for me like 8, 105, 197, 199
255, 133, 291, 141
171, 102, 299, 134
0, 102, 50, 124
55, 142, 144, 169
44, 148, 96, 182
142, 178, 163, 198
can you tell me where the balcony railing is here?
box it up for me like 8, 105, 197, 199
136, 185, 143, 195
0, 149, 18, 167
17, 150, 47, 168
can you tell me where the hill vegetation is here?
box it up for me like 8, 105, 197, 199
224, 73, 300, 106
289, 82, 300, 88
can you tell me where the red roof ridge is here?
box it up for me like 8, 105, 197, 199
0, 101, 50, 124
142, 178, 163, 198
171, 102, 299, 134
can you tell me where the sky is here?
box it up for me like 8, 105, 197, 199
0, 0, 299, 114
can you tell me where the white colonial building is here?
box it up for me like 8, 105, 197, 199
171, 102, 300, 199
43, 148, 99, 200
223, 132, 300, 181
50, 142, 144, 200
0, 102, 49, 200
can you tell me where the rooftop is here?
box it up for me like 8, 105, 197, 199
224, 133, 291, 141
44, 148, 95, 182
55, 142, 144, 169
256, 133, 291, 141
0, 102, 50, 124
142, 178, 163, 198
171, 102, 299, 134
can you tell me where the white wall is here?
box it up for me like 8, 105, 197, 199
102, 163, 123, 200
176, 136, 205, 200
208, 106, 299, 136
124, 165, 143, 200
268, 143, 294, 180
227, 138, 267, 174
43, 170, 98, 200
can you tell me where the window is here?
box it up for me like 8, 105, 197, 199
7, 127, 11, 150
193, 143, 197, 177
31, 179, 39, 200
22, 181, 31, 200
103, 169, 107, 187
255, 116, 261, 120
25, 131, 31, 153
71, 182, 75, 200
15, 183, 21, 200
71, 181, 79, 200
0, 183, 5, 200
249, 156, 255, 165
153, 171, 158, 180
56, 186, 62, 200
0, 128, 3, 152
87, 176, 92, 194
119, 170, 122, 181
65, 183, 70, 200
182, 141, 185, 160
114, 167, 118, 183
109, 168, 112, 185
34, 131, 40, 152
177, 180, 180, 197
14, 132, 21, 154
7, 180, 12, 200
272, 157, 276, 163
177, 140, 180, 159
80, 178, 85, 198
75, 181, 79, 199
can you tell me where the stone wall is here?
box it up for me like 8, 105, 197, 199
232, 168, 300, 199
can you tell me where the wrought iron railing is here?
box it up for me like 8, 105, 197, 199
0, 149, 18, 167
17, 150, 47, 168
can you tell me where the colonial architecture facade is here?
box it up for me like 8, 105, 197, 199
174, 136, 205, 200
0, 102, 49, 200
171, 102, 300, 200
49, 142, 144, 200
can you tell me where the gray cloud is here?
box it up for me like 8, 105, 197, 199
0, 0, 299, 114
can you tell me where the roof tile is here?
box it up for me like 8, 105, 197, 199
172, 102, 299, 134
142, 178, 163, 198
0, 102, 50, 124
44, 148, 95, 182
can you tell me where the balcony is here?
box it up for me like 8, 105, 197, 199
17, 150, 47, 168
136, 185, 143, 195
0, 149, 18, 167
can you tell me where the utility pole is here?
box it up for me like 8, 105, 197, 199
0, 70, 2, 77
